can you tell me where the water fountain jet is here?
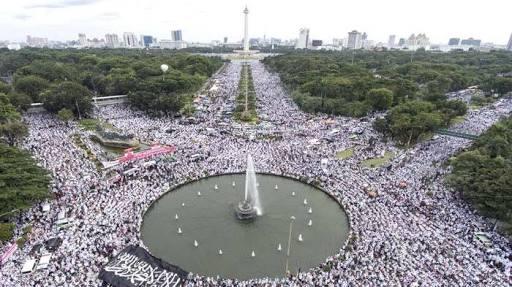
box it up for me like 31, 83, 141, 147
235, 155, 262, 220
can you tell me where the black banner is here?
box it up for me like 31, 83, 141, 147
99, 245, 188, 287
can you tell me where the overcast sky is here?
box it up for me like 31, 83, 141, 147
1, 0, 511, 44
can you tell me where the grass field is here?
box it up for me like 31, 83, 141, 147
336, 148, 354, 160
79, 118, 115, 131
361, 151, 395, 168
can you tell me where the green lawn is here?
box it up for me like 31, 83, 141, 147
361, 151, 395, 168
336, 148, 354, 159
79, 118, 115, 131
451, 116, 466, 125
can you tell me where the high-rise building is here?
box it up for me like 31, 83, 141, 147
333, 38, 344, 47
224, 37, 228, 44
406, 33, 430, 49
506, 33, 512, 51
140, 35, 154, 48
26, 35, 48, 47
460, 38, 481, 47
171, 30, 183, 41
295, 28, 310, 49
387, 35, 396, 48
105, 34, 119, 48
398, 38, 406, 46
78, 33, 87, 47
347, 30, 362, 49
448, 38, 460, 46
123, 32, 138, 48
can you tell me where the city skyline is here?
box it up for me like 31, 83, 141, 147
1, 0, 511, 45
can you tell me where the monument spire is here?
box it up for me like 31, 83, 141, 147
243, 5, 249, 52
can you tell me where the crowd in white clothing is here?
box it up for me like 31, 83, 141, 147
0, 60, 511, 287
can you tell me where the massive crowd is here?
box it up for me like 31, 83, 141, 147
0, 60, 511, 286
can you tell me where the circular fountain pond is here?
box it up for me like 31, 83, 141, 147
141, 173, 349, 280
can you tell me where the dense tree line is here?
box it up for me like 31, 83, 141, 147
0, 94, 49, 242
263, 50, 512, 145
0, 48, 224, 117
447, 116, 512, 234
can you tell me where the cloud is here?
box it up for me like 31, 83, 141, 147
26, 0, 100, 9
15, 14, 32, 21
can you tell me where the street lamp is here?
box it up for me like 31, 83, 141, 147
285, 215, 295, 274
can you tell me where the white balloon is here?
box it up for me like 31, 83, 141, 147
160, 64, 169, 72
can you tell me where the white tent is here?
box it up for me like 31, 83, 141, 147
36, 253, 51, 270
22, 259, 36, 273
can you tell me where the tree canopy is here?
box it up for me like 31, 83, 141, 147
263, 50, 512, 118
0, 48, 224, 116
0, 143, 50, 216
0, 93, 27, 146
447, 116, 512, 234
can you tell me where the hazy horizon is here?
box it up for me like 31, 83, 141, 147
1, 0, 511, 45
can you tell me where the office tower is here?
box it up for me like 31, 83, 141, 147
347, 30, 362, 49
140, 35, 154, 48
461, 38, 481, 47
123, 32, 138, 48
295, 28, 310, 49
387, 35, 396, 48
105, 34, 119, 48
26, 35, 48, 47
224, 37, 228, 44
78, 33, 87, 46
448, 38, 460, 46
506, 33, 512, 51
171, 30, 183, 41
398, 38, 406, 46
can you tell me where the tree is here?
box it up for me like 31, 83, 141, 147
377, 100, 443, 146
14, 75, 49, 102
0, 143, 50, 216
0, 93, 28, 146
440, 100, 467, 125
0, 121, 28, 146
367, 88, 393, 111
447, 117, 512, 231
8, 93, 32, 111
41, 81, 93, 118
57, 108, 74, 125
0, 93, 20, 122
0, 81, 10, 94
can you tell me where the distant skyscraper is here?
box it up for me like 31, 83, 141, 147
26, 35, 48, 47
398, 38, 406, 46
78, 33, 87, 47
347, 30, 362, 49
295, 28, 310, 49
460, 38, 481, 47
123, 32, 138, 48
387, 35, 396, 48
361, 32, 368, 41
105, 34, 119, 48
171, 30, 183, 41
224, 37, 228, 44
140, 35, 154, 48
406, 33, 430, 49
507, 33, 512, 51
448, 38, 460, 46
